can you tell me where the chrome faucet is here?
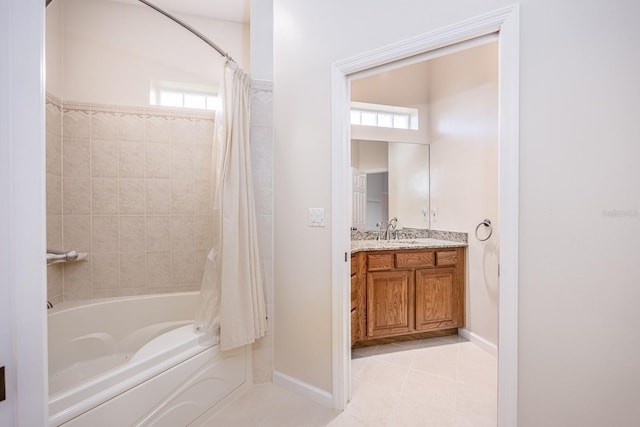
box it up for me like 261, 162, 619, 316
375, 222, 384, 240
386, 217, 398, 240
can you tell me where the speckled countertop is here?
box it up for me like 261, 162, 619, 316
351, 238, 467, 253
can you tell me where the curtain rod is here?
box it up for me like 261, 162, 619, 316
45, 0, 235, 63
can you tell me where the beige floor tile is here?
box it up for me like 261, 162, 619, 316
356, 358, 410, 393
207, 338, 497, 427
411, 341, 461, 381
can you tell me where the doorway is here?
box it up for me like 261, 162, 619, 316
330, 6, 519, 426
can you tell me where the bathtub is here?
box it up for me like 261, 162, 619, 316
48, 292, 249, 426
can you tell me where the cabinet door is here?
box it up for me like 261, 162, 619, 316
366, 270, 412, 338
415, 267, 461, 331
351, 308, 359, 344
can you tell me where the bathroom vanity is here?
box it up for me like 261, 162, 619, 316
351, 239, 466, 346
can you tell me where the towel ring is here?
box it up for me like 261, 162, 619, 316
475, 219, 492, 241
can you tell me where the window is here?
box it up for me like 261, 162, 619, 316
150, 80, 220, 111
350, 102, 419, 130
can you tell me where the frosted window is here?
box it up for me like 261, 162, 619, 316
377, 113, 393, 128
160, 91, 183, 108
184, 93, 206, 110
350, 110, 361, 125
361, 111, 377, 126
393, 114, 409, 129
350, 102, 419, 130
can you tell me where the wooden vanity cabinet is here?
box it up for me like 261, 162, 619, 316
366, 270, 413, 338
351, 246, 465, 346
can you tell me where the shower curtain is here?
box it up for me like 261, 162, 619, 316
194, 61, 267, 351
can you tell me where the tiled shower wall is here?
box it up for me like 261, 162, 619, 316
46, 95, 216, 302
46, 85, 274, 383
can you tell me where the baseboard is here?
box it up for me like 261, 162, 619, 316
458, 328, 498, 356
272, 371, 333, 408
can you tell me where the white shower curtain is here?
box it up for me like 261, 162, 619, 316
194, 61, 267, 351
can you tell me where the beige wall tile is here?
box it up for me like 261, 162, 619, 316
92, 252, 120, 290
46, 215, 63, 250
145, 116, 171, 143
171, 118, 194, 145
91, 178, 118, 215
120, 252, 146, 288
145, 215, 170, 251
193, 119, 214, 144
46, 174, 62, 215
194, 250, 207, 283
47, 265, 64, 302
63, 259, 92, 296
171, 144, 194, 180
171, 250, 196, 284
171, 215, 194, 251
119, 216, 146, 252
119, 113, 145, 142
146, 251, 171, 287
46, 133, 62, 176
91, 112, 120, 141
46, 102, 62, 136
91, 139, 119, 177
119, 179, 145, 214
171, 180, 195, 214
258, 214, 273, 261
63, 109, 91, 139
194, 215, 213, 250
63, 177, 90, 215
195, 180, 213, 214
63, 215, 91, 252
119, 141, 145, 178
145, 179, 170, 214
145, 143, 171, 178
193, 144, 212, 181
92, 216, 119, 253
63, 138, 90, 177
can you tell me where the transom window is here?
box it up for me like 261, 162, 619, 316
350, 102, 418, 130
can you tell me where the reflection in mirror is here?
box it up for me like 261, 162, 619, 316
351, 140, 430, 231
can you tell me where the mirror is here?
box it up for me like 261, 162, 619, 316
351, 139, 430, 231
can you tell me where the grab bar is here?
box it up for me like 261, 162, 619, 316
47, 250, 78, 265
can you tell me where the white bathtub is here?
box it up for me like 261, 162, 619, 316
48, 292, 249, 426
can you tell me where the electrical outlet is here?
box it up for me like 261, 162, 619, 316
308, 208, 325, 227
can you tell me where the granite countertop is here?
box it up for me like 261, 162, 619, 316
351, 238, 467, 253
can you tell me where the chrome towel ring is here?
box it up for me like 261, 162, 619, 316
475, 219, 492, 241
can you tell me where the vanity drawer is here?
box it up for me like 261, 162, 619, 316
436, 251, 458, 266
367, 253, 394, 271
351, 255, 358, 274
395, 251, 435, 268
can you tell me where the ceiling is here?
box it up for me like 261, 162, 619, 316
108, 0, 250, 23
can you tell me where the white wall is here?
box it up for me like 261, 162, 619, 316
428, 42, 499, 345
272, 0, 640, 424
59, 0, 249, 106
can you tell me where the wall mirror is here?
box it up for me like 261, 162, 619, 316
351, 139, 430, 231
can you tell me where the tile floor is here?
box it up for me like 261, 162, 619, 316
206, 336, 497, 426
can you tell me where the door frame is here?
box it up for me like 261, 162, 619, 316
0, 0, 48, 425
330, 5, 520, 425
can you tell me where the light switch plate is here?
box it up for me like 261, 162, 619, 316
308, 208, 325, 227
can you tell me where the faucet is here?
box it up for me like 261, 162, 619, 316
375, 222, 384, 240
386, 217, 398, 240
